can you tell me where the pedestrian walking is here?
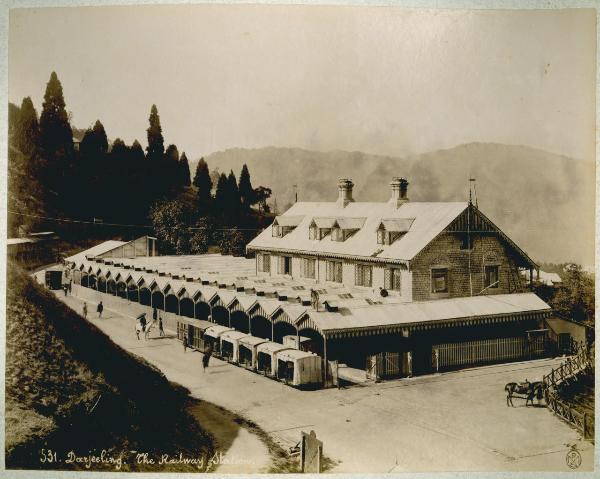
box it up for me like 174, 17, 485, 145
159, 316, 165, 337
183, 331, 188, 353
82, 302, 88, 319
136, 313, 146, 341
97, 301, 103, 318
202, 344, 213, 372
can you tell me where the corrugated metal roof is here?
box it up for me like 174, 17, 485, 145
309, 293, 551, 332
247, 201, 468, 262
66, 240, 127, 264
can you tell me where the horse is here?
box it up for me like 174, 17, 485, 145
505, 380, 544, 407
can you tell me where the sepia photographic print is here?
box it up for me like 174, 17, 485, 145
2, 1, 597, 476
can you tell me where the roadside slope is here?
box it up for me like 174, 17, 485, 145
5, 264, 213, 472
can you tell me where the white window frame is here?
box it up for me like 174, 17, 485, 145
326, 260, 343, 283
355, 264, 372, 287
431, 267, 449, 294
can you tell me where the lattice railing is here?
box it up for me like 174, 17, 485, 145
543, 343, 594, 441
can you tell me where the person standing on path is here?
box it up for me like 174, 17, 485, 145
153, 306, 158, 322
159, 316, 165, 337
68, 280, 72, 294
183, 331, 188, 353
202, 343, 213, 372
82, 302, 88, 319
97, 301, 103, 318
63, 284, 68, 296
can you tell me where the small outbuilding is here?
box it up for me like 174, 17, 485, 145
220, 330, 250, 363
256, 342, 294, 377
276, 349, 322, 388
238, 335, 270, 370
204, 325, 234, 357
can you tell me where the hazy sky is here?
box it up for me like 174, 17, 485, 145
8, 5, 596, 161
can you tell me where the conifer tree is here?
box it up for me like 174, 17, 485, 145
179, 152, 191, 187
38, 72, 73, 157
130, 140, 145, 162
214, 173, 229, 217
238, 163, 254, 211
193, 157, 213, 217
227, 170, 241, 218
15, 96, 39, 155
146, 104, 164, 161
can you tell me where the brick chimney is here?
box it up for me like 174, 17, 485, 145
388, 177, 409, 208
336, 178, 354, 208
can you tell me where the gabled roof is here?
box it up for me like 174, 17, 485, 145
379, 218, 415, 232
273, 215, 304, 227
336, 217, 366, 230
248, 201, 468, 262
312, 217, 336, 228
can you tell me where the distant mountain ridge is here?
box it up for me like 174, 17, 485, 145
190, 143, 594, 266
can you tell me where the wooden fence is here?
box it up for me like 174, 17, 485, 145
543, 344, 594, 440
434, 336, 547, 370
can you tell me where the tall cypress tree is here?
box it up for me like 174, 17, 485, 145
79, 120, 109, 219
194, 157, 213, 217
238, 163, 254, 211
227, 170, 241, 219
164, 143, 180, 187
179, 152, 191, 187
214, 173, 229, 218
146, 104, 164, 162
38, 72, 74, 214
15, 96, 39, 155
38, 72, 73, 157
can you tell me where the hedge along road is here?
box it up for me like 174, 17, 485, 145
45, 276, 593, 473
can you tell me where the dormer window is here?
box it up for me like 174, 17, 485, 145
332, 227, 344, 242
331, 217, 366, 242
309, 222, 332, 240
271, 215, 304, 238
377, 218, 415, 245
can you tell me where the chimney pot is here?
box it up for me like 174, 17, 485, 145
389, 177, 409, 208
336, 178, 354, 208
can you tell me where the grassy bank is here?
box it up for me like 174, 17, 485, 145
5, 263, 214, 472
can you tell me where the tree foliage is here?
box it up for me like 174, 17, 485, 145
193, 158, 212, 217
15, 97, 39, 156
146, 104, 164, 162
238, 163, 254, 210
179, 152, 191, 187
39, 72, 73, 157
218, 227, 246, 256
550, 264, 595, 325
149, 200, 192, 255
